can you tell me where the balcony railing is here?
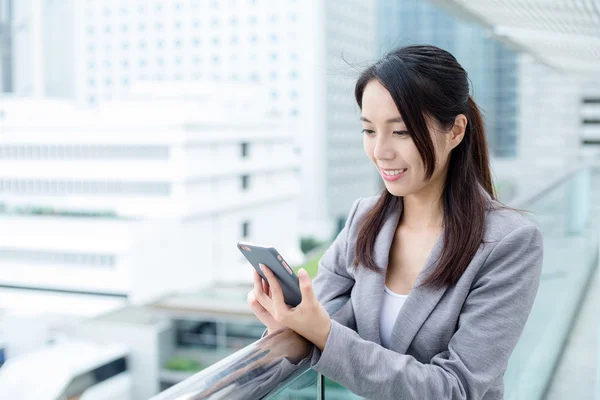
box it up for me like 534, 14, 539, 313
152, 162, 600, 400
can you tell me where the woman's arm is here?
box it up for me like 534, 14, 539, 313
310, 224, 544, 400
259, 197, 362, 338
310, 197, 362, 327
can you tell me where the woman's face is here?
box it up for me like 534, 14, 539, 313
361, 80, 464, 198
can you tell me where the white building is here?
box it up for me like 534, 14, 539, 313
2, 0, 379, 240
0, 82, 303, 307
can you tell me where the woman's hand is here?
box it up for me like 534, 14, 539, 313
255, 264, 332, 351
247, 269, 286, 335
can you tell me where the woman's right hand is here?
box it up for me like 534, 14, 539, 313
247, 268, 286, 335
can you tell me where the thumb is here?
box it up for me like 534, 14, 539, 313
298, 268, 314, 298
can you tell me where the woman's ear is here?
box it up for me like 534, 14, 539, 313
449, 114, 467, 149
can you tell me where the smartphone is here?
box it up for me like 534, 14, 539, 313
237, 241, 302, 307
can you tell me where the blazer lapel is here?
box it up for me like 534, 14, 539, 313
353, 198, 403, 344
389, 230, 447, 354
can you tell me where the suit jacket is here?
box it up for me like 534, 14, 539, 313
308, 194, 544, 399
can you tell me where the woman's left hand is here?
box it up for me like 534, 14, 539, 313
255, 264, 331, 351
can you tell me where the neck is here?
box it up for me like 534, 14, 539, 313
401, 182, 445, 230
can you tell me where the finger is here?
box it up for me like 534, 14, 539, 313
253, 268, 273, 312
298, 268, 314, 302
260, 264, 284, 306
260, 264, 292, 323
247, 290, 270, 315
253, 269, 265, 297
262, 278, 271, 297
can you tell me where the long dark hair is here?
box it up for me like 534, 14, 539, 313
353, 45, 501, 290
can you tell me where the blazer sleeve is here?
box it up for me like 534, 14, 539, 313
309, 223, 544, 400
310, 197, 362, 327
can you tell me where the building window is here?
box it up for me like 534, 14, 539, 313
241, 175, 250, 190
241, 142, 249, 158
0, 248, 117, 268
242, 221, 250, 238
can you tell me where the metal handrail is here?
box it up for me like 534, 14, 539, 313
508, 162, 593, 208
150, 296, 350, 400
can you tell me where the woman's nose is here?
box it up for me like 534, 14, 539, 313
373, 137, 395, 160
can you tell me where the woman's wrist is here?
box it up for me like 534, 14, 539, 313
312, 317, 332, 351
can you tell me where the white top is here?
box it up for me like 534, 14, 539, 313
379, 285, 409, 348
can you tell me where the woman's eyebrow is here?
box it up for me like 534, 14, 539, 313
360, 116, 404, 123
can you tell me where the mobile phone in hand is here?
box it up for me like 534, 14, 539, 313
237, 241, 302, 307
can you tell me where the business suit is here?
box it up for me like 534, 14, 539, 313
308, 193, 544, 399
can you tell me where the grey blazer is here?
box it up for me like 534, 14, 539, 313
308, 194, 544, 399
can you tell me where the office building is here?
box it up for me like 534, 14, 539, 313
377, 0, 520, 158
0, 82, 303, 305
2, 0, 379, 239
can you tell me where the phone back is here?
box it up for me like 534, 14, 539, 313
237, 242, 302, 307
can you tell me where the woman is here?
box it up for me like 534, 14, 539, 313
247, 45, 543, 399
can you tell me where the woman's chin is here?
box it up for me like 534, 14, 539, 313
384, 183, 410, 197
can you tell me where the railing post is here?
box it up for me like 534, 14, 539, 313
317, 373, 325, 400
597, 263, 600, 400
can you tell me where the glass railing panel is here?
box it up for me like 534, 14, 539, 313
268, 373, 365, 399
151, 165, 598, 400
265, 368, 319, 399
504, 165, 599, 400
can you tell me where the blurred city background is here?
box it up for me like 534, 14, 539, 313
0, 0, 598, 399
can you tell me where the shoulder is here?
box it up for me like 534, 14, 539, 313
473, 200, 544, 287
351, 195, 379, 217
344, 195, 381, 230
483, 200, 542, 246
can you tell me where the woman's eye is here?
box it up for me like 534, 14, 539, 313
361, 129, 408, 136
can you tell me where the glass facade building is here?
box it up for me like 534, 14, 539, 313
377, 0, 519, 158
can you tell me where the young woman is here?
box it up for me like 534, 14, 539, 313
248, 45, 544, 399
